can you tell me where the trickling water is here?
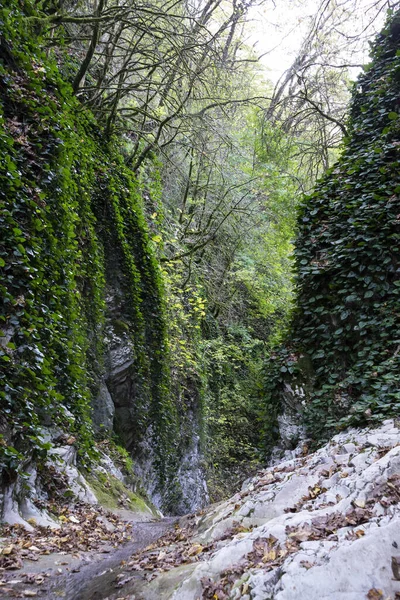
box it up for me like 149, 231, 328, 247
42, 519, 177, 600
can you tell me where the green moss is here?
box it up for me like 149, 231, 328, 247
113, 320, 131, 335
86, 473, 157, 515
0, 0, 180, 503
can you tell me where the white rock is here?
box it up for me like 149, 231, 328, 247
334, 453, 351, 466
275, 520, 399, 600
366, 433, 398, 447
133, 420, 400, 600
340, 443, 357, 454
349, 451, 374, 471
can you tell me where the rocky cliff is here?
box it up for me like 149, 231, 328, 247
0, 0, 207, 517
2, 420, 398, 599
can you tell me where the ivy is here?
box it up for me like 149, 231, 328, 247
0, 0, 178, 499
267, 10, 400, 445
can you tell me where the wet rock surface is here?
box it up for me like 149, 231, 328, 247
0, 516, 176, 599
43, 518, 177, 600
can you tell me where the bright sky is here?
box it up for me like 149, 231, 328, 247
246, 0, 392, 83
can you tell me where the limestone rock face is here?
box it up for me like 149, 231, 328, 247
92, 381, 115, 434
102, 283, 208, 514
277, 411, 305, 450
135, 420, 400, 599
0, 439, 97, 530
176, 432, 209, 515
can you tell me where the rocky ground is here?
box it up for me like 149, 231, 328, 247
2, 419, 400, 599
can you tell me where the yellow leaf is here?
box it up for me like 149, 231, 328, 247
187, 544, 203, 556
355, 529, 365, 538
262, 549, 276, 562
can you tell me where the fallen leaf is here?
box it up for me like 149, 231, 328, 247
288, 528, 312, 542
355, 529, 365, 538
187, 544, 203, 556
262, 549, 276, 562
392, 556, 400, 580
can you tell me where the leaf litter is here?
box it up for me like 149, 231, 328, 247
0, 502, 132, 598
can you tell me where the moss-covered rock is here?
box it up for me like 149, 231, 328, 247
86, 472, 157, 516
0, 0, 179, 509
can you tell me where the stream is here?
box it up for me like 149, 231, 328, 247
41, 518, 177, 600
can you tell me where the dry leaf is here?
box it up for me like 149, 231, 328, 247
262, 549, 276, 562
288, 529, 311, 542
355, 529, 365, 538
300, 560, 314, 570
391, 556, 400, 580
187, 544, 203, 556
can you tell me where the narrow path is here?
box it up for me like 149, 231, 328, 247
42, 518, 177, 600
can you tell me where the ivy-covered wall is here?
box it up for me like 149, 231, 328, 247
0, 0, 178, 506
267, 10, 400, 444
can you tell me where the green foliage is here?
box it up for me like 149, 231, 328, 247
94, 154, 177, 488
0, 0, 176, 496
145, 92, 300, 495
0, 0, 103, 469
201, 324, 264, 501
267, 10, 400, 444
